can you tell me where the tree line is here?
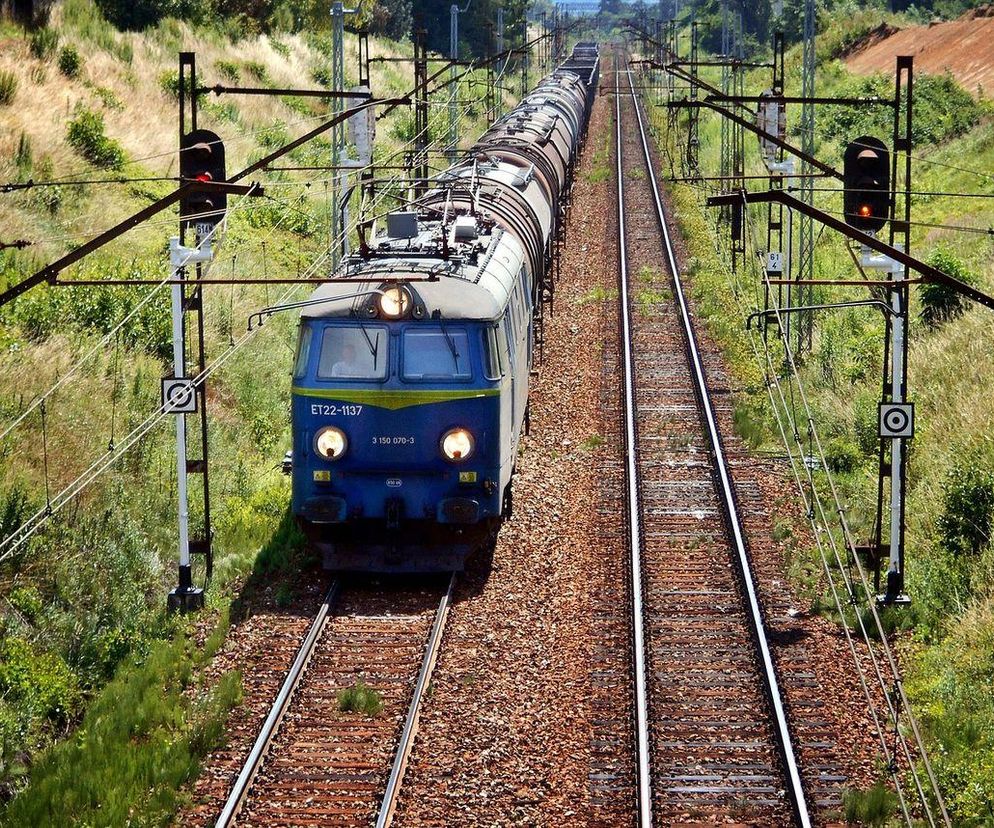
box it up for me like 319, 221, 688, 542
73, 0, 528, 58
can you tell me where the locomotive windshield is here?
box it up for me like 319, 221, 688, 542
402, 327, 472, 381
317, 325, 388, 380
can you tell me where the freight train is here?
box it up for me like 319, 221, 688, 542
288, 43, 600, 572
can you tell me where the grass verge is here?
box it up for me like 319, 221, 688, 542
0, 618, 240, 826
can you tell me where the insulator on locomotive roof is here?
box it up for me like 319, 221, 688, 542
452, 215, 478, 242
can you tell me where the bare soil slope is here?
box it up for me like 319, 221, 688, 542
846, 5, 994, 95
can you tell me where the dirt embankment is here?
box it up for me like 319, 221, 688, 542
846, 5, 994, 96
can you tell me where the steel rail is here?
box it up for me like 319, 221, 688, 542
214, 580, 340, 828
375, 572, 455, 828
214, 575, 453, 828
622, 63, 813, 827
614, 59, 654, 828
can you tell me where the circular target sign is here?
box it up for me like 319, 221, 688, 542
162, 378, 198, 414
879, 402, 914, 438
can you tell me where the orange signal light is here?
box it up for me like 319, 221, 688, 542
858, 204, 872, 218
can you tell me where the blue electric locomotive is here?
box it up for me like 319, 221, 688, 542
289, 44, 599, 571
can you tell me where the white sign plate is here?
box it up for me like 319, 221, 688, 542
879, 402, 914, 439
347, 85, 375, 166
162, 378, 198, 414
757, 90, 786, 169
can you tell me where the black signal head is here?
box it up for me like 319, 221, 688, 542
843, 135, 890, 233
179, 128, 226, 233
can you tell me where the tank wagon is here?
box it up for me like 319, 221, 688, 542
289, 43, 600, 571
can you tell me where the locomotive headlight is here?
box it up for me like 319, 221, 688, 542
379, 286, 411, 318
441, 427, 474, 461
315, 426, 348, 460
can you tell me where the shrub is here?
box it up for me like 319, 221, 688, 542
257, 120, 289, 149
920, 247, 977, 329
0, 485, 33, 541
0, 638, 80, 727
158, 68, 180, 98
937, 461, 994, 558
243, 60, 269, 83
29, 28, 59, 61
337, 680, 383, 716
93, 0, 209, 31
0, 633, 241, 827
842, 782, 898, 826
93, 85, 122, 110
269, 36, 291, 58
312, 64, 333, 87
57, 45, 83, 79
8, 585, 43, 621
214, 59, 240, 82
819, 72, 981, 152
824, 436, 862, 475
66, 108, 126, 169
0, 70, 16, 106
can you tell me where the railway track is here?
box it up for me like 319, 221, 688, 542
614, 56, 811, 826
214, 575, 453, 828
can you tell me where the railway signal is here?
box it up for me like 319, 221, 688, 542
843, 136, 890, 233
180, 128, 227, 232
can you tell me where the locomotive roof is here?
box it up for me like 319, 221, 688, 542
300, 226, 526, 323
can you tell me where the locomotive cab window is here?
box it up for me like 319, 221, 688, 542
293, 325, 312, 379
402, 326, 472, 381
483, 326, 502, 380
317, 325, 388, 380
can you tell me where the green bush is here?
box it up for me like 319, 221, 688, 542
158, 68, 180, 98
0, 633, 241, 827
244, 60, 269, 83
937, 461, 994, 558
66, 108, 127, 170
57, 45, 83, 79
920, 247, 977, 329
842, 782, 898, 826
312, 64, 333, 87
0, 70, 17, 106
269, 36, 291, 58
0, 485, 34, 542
94, 0, 210, 31
12, 274, 170, 356
257, 120, 289, 149
8, 585, 43, 621
214, 58, 240, 81
0, 638, 80, 727
29, 28, 59, 61
337, 680, 383, 716
824, 436, 862, 475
